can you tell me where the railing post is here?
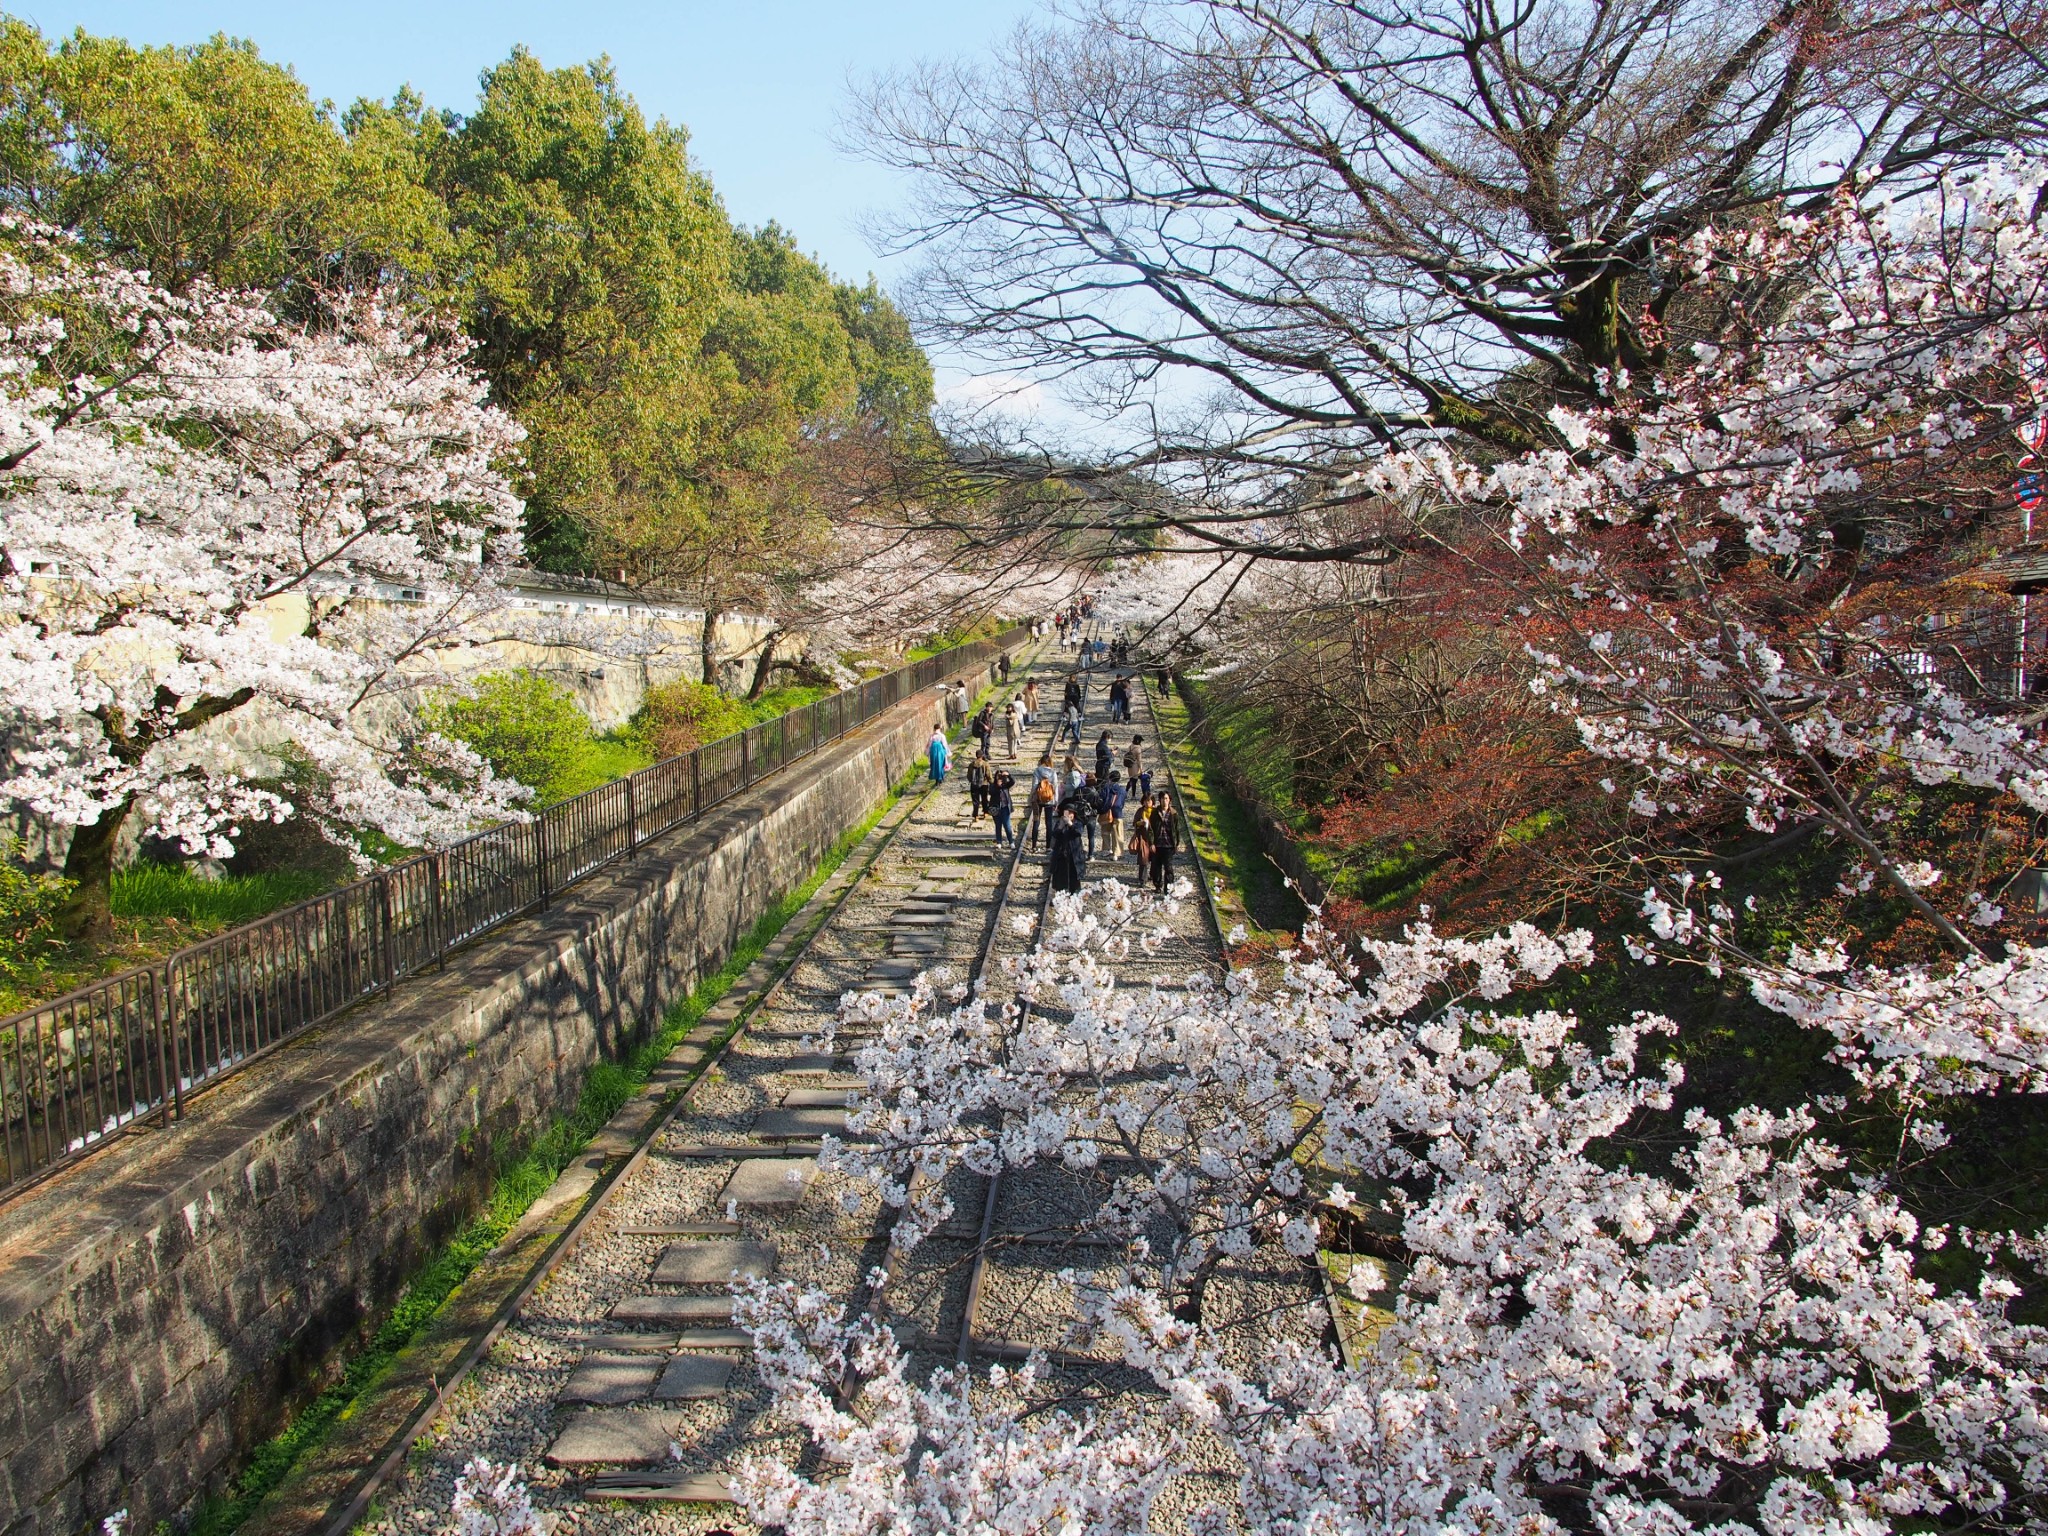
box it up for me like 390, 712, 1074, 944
154, 964, 181, 1122
535, 816, 551, 909
626, 773, 639, 856
691, 750, 702, 820
740, 727, 750, 787
377, 872, 397, 987
429, 852, 446, 966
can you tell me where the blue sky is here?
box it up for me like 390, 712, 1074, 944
12, 1, 1041, 402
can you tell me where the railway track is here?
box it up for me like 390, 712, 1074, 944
357, 634, 1309, 1536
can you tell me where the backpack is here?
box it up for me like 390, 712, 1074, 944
1034, 777, 1056, 805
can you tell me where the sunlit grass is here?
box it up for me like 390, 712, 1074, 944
111, 864, 332, 925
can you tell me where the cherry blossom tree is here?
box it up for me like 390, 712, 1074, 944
738, 522, 1083, 692
0, 221, 530, 936
1353, 157, 2048, 956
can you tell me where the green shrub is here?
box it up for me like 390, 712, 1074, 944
422, 671, 650, 806
739, 684, 834, 729
0, 841, 71, 992
631, 679, 750, 758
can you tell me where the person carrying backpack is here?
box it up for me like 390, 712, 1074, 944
1100, 770, 1126, 858
1070, 773, 1104, 860
1027, 752, 1058, 849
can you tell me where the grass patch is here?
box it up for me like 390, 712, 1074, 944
1177, 677, 1304, 828
112, 865, 332, 926
178, 768, 926, 1536
905, 618, 1003, 662
1153, 686, 1306, 935
0, 865, 344, 1014
737, 684, 835, 729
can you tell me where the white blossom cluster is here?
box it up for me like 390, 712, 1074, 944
728, 1278, 1177, 1534
449, 1457, 543, 1535
728, 886, 2048, 1535
0, 221, 533, 860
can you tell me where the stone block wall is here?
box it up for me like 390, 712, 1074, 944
0, 688, 948, 1535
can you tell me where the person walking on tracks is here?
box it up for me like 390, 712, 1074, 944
1128, 792, 1156, 887
973, 701, 996, 758
1062, 673, 1083, 716
990, 768, 1015, 848
927, 725, 951, 784
1022, 678, 1040, 724
1108, 673, 1130, 723
1004, 694, 1024, 756
967, 749, 993, 822
1060, 699, 1083, 749
1048, 804, 1086, 894
1123, 734, 1150, 801
1027, 751, 1058, 849
1069, 773, 1104, 860
1150, 790, 1181, 893
1094, 729, 1115, 783
1101, 770, 1127, 858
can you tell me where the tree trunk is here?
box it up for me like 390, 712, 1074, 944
57, 800, 131, 943
701, 608, 721, 694
745, 630, 787, 701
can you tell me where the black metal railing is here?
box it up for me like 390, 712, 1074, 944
0, 628, 1024, 1198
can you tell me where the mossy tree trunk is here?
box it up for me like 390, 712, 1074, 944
56, 798, 130, 942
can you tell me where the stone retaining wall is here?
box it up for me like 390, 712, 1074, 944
0, 688, 949, 1536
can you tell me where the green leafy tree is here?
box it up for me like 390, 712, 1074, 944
432, 48, 730, 572
833, 273, 933, 431
0, 20, 447, 296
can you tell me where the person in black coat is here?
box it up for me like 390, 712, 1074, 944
1094, 730, 1114, 782
1047, 805, 1086, 893
989, 770, 1016, 848
1150, 791, 1180, 893
1068, 775, 1105, 859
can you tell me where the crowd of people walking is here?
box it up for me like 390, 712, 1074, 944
947, 608, 1183, 896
